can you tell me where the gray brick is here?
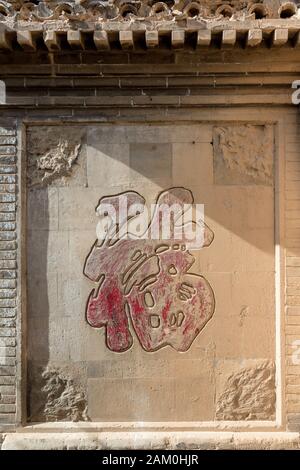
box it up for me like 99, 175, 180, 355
0, 404, 16, 413
0, 156, 16, 165
0, 366, 15, 376
0, 338, 15, 347
0, 299, 16, 308
0, 371, 15, 381
0, 128, 15, 136
0, 251, 16, 260
0, 137, 16, 145
0, 241, 17, 250
0, 166, 17, 175
0, 222, 16, 231
0, 260, 17, 270
0, 232, 16, 241
0, 395, 15, 405
0, 413, 15, 423
0, 147, 16, 156
0, 327, 15, 337
25, 77, 72, 88
0, 213, 16, 222
0, 318, 15, 328
0, 175, 16, 184
0, 385, 15, 394
0, 203, 16, 212
0, 289, 16, 299
0, 279, 16, 288
0, 357, 15, 366
0, 308, 16, 317
0, 195, 15, 203
0, 271, 16, 279
0, 347, 15, 357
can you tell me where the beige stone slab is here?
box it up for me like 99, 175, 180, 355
197, 272, 233, 319
172, 143, 213, 187
56, 274, 91, 321
129, 142, 172, 183
175, 377, 215, 421
246, 187, 274, 230
230, 229, 275, 272
27, 187, 59, 231
48, 317, 91, 362
185, 185, 233, 231
192, 223, 233, 273
27, 317, 49, 362
85, 328, 113, 362
27, 229, 69, 276
231, 272, 275, 320
199, 316, 275, 360
27, 272, 58, 319
58, 188, 99, 231
86, 353, 215, 381
67, 230, 96, 278
87, 356, 176, 380
88, 377, 177, 421
86, 142, 130, 189
87, 125, 212, 145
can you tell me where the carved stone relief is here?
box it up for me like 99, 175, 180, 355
27, 127, 84, 187
216, 361, 276, 420
213, 124, 274, 185
83, 187, 216, 353
28, 364, 89, 422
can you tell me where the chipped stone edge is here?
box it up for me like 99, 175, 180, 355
1, 431, 300, 450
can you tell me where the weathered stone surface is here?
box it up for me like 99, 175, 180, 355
28, 364, 89, 422
213, 125, 274, 185
27, 127, 84, 187
2, 431, 300, 451
216, 361, 276, 421
0, 0, 292, 24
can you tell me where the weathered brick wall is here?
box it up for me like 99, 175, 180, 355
285, 110, 300, 431
0, 124, 17, 428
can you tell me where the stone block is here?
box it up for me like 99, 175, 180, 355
129, 143, 172, 182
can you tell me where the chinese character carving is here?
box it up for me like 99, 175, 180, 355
84, 187, 215, 353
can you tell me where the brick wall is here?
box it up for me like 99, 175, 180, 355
285, 110, 300, 430
0, 124, 17, 428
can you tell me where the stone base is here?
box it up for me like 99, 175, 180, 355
1, 432, 300, 450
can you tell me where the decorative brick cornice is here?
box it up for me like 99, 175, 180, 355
0, 1, 298, 23
0, 1, 300, 52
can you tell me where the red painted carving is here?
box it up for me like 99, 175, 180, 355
84, 188, 215, 353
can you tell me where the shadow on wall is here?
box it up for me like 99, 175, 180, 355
25, 122, 277, 423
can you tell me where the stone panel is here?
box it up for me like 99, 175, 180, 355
26, 123, 276, 423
